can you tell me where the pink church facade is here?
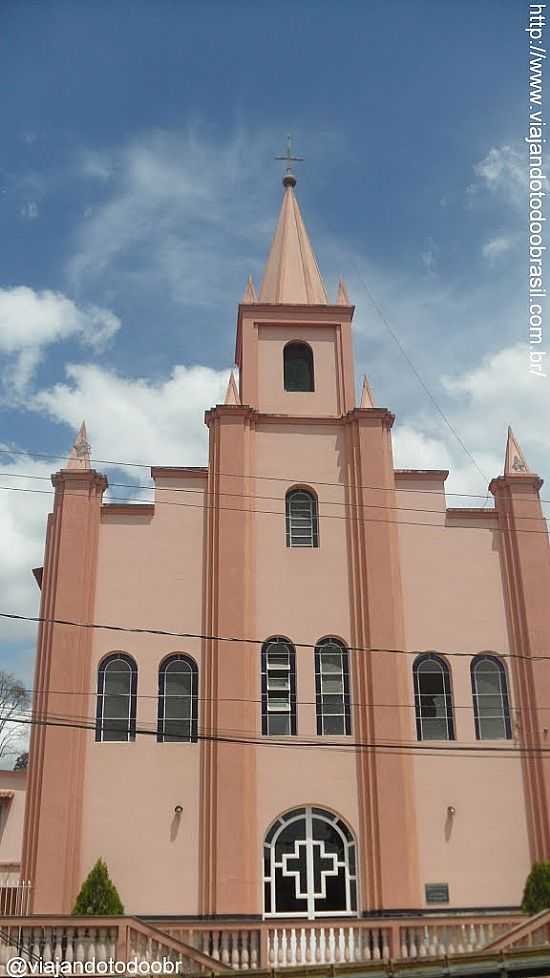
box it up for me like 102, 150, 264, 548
21, 173, 550, 921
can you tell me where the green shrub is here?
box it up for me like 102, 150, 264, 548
72, 858, 124, 915
522, 861, 550, 914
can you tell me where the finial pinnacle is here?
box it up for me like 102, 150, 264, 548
66, 420, 91, 470
275, 134, 303, 189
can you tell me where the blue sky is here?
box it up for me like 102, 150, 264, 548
0, 0, 546, 759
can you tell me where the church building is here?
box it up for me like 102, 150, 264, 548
21, 167, 550, 925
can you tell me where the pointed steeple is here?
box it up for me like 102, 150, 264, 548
66, 421, 91, 470
360, 375, 375, 409
241, 275, 257, 304
259, 176, 329, 305
224, 371, 240, 406
336, 277, 351, 305
504, 426, 531, 475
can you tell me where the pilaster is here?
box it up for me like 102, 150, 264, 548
491, 472, 550, 860
344, 407, 420, 910
199, 405, 258, 915
21, 468, 107, 911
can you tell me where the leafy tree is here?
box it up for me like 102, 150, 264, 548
14, 751, 29, 771
0, 671, 30, 762
72, 859, 124, 915
522, 862, 550, 914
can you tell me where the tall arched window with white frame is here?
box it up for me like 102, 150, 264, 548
158, 655, 198, 742
315, 638, 351, 736
413, 653, 455, 741
471, 655, 512, 740
286, 488, 319, 548
96, 653, 137, 742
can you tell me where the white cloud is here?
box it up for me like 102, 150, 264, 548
0, 452, 53, 650
20, 201, 39, 221
0, 287, 121, 393
80, 150, 114, 182
482, 234, 518, 261
469, 145, 526, 208
0, 362, 231, 670
67, 129, 297, 309
420, 237, 438, 273
443, 343, 549, 454
392, 342, 550, 502
32, 361, 230, 468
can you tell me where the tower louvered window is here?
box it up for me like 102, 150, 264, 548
262, 638, 297, 735
286, 489, 319, 548
284, 342, 314, 392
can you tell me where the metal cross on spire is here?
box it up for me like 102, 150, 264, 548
275, 134, 303, 187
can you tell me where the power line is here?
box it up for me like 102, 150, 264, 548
10, 685, 529, 714
357, 271, 490, 490
1, 445, 540, 502
0, 465, 494, 500
1, 610, 547, 663
1, 469, 548, 522
4, 710, 544, 760
0, 483, 548, 535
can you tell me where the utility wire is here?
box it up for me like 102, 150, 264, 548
0, 468, 500, 501
356, 272, 490, 491
8, 706, 477, 748
0, 446, 533, 501
0, 483, 548, 535
1, 610, 548, 663
14, 685, 529, 713
1, 469, 548, 521
4, 710, 545, 761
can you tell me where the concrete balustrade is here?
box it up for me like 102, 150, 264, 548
0, 918, 228, 975
162, 912, 522, 969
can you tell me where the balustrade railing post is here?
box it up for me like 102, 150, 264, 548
116, 922, 129, 963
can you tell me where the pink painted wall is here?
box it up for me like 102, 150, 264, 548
0, 770, 26, 870
78, 478, 207, 915
396, 477, 530, 907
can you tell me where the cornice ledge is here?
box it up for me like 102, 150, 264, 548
238, 301, 355, 316
101, 503, 155, 518
151, 466, 208, 480
344, 407, 395, 429
255, 413, 343, 426
51, 469, 108, 491
204, 404, 257, 426
446, 507, 498, 520
395, 469, 449, 482
490, 474, 544, 495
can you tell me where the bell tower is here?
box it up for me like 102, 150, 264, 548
235, 167, 356, 417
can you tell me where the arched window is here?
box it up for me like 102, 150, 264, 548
283, 342, 314, 392
413, 654, 454, 741
96, 653, 137, 742
315, 639, 351, 736
262, 638, 296, 736
264, 807, 357, 919
471, 655, 512, 740
158, 655, 198, 743
286, 489, 319, 548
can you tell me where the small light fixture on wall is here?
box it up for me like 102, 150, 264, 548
174, 804, 183, 815
447, 805, 456, 817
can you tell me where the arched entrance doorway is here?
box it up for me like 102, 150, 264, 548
263, 807, 358, 919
